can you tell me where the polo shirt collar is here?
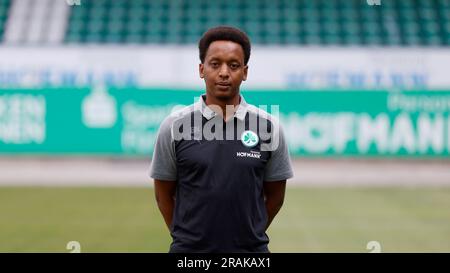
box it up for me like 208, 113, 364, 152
195, 94, 248, 121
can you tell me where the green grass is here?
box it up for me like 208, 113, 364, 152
0, 186, 449, 252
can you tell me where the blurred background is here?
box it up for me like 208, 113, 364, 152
0, 0, 449, 252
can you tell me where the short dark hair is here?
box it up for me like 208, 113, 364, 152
198, 26, 251, 65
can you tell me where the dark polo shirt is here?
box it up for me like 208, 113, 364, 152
150, 94, 293, 253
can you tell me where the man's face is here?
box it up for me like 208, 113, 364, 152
199, 40, 248, 101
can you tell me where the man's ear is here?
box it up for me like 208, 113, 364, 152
243, 65, 248, 81
199, 63, 204, 79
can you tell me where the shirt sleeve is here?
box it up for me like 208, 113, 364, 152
263, 123, 294, 182
149, 115, 177, 181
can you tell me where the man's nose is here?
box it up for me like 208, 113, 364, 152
218, 64, 230, 78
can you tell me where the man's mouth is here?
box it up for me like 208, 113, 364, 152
216, 82, 231, 90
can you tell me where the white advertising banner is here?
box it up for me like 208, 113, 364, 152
0, 46, 449, 90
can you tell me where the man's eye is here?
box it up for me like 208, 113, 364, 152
230, 63, 240, 69
211, 62, 219, 67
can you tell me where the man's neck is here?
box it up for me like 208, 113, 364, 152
205, 93, 240, 121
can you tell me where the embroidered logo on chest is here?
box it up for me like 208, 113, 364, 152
241, 130, 259, 148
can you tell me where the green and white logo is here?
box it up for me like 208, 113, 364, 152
241, 130, 259, 148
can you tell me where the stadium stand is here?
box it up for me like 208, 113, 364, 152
0, 0, 448, 45
61, 0, 450, 46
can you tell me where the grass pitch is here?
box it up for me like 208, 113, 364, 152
1, 186, 449, 252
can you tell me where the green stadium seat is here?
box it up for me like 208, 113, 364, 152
69, 19, 85, 34
85, 33, 104, 43
124, 34, 143, 44
323, 34, 342, 45
304, 35, 321, 45
342, 34, 362, 45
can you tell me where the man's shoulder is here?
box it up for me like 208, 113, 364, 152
159, 103, 196, 129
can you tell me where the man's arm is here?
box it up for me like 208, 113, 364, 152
154, 179, 177, 231
263, 180, 286, 230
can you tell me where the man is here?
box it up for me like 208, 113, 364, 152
150, 26, 293, 253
